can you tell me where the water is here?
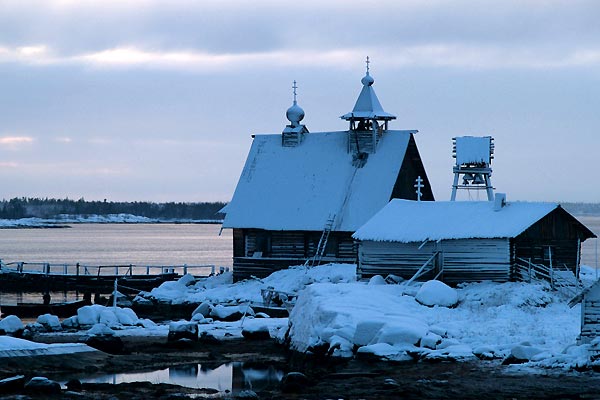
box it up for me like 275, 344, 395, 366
0, 223, 232, 304
0, 223, 233, 267
68, 362, 283, 394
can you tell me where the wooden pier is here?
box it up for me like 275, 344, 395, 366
0, 260, 228, 293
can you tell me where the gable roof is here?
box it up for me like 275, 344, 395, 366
221, 130, 415, 232
353, 199, 574, 242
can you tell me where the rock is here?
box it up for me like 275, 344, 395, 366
86, 323, 116, 337
415, 280, 459, 308
0, 315, 24, 335
198, 331, 220, 344
177, 273, 196, 286
65, 379, 82, 391
280, 372, 309, 393
383, 378, 401, 389
62, 316, 80, 329
510, 344, 544, 361
236, 390, 259, 399
37, 314, 62, 331
84, 335, 124, 354
242, 326, 271, 340
368, 275, 387, 285
168, 321, 198, 342
385, 274, 404, 284
210, 305, 253, 321
420, 332, 442, 349
0, 375, 26, 393
24, 377, 61, 395
192, 302, 213, 318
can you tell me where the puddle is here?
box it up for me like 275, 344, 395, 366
67, 362, 283, 393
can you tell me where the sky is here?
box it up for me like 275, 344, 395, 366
0, 0, 599, 203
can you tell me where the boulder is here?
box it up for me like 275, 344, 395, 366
280, 372, 309, 393
210, 305, 253, 322
168, 321, 198, 342
415, 280, 459, 308
37, 314, 62, 331
236, 390, 259, 399
192, 302, 213, 318
84, 335, 124, 354
65, 379, 82, 391
0, 315, 24, 335
24, 377, 61, 395
241, 326, 271, 340
0, 375, 26, 393
368, 275, 387, 285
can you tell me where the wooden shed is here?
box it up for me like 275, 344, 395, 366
221, 69, 433, 281
353, 198, 595, 284
569, 281, 600, 344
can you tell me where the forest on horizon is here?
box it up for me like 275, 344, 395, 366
0, 197, 226, 220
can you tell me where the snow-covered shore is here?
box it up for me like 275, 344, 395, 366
2, 263, 599, 373
136, 263, 600, 371
0, 214, 223, 228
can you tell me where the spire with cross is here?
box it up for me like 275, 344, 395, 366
366, 56, 370, 75
292, 80, 298, 104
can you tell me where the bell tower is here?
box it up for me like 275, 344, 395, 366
341, 57, 396, 156
450, 136, 495, 201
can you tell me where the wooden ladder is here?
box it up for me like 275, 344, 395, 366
306, 214, 336, 268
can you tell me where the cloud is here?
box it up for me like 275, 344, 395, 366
2, 43, 600, 71
0, 136, 34, 146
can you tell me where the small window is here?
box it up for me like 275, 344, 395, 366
543, 246, 554, 264
255, 232, 271, 256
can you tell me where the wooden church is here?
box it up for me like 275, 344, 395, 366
221, 62, 434, 281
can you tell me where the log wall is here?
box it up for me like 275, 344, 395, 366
358, 238, 511, 284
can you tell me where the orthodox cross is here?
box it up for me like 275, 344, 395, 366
366, 56, 370, 74
414, 176, 424, 201
292, 80, 298, 103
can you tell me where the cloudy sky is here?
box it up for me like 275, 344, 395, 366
1, 0, 599, 202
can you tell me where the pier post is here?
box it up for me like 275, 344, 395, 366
184, 264, 187, 275
146, 266, 150, 275
76, 263, 80, 276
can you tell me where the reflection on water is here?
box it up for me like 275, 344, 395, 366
73, 362, 283, 394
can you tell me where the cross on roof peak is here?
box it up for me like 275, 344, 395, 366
366, 56, 370, 75
292, 80, 298, 104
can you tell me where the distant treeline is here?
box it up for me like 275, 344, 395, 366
561, 203, 600, 216
0, 197, 226, 220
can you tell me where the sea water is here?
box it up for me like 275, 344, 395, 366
0, 223, 232, 304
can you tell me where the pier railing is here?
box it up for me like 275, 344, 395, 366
0, 260, 228, 278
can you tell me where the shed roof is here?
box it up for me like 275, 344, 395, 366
221, 130, 415, 232
353, 199, 590, 242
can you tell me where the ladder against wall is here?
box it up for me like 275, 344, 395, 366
306, 214, 336, 268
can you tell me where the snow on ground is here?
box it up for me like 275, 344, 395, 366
288, 277, 598, 370
0, 336, 98, 358
138, 264, 356, 305
2, 263, 598, 371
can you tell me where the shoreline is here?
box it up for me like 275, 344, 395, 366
2, 334, 600, 399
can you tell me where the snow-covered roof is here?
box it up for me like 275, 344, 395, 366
341, 73, 396, 121
222, 130, 415, 231
353, 199, 568, 242
455, 136, 491, 165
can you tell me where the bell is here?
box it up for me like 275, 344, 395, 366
462, 173, 474, 185
472, 173, 485, 184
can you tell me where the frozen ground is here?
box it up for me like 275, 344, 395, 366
1, 263, 599, 372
